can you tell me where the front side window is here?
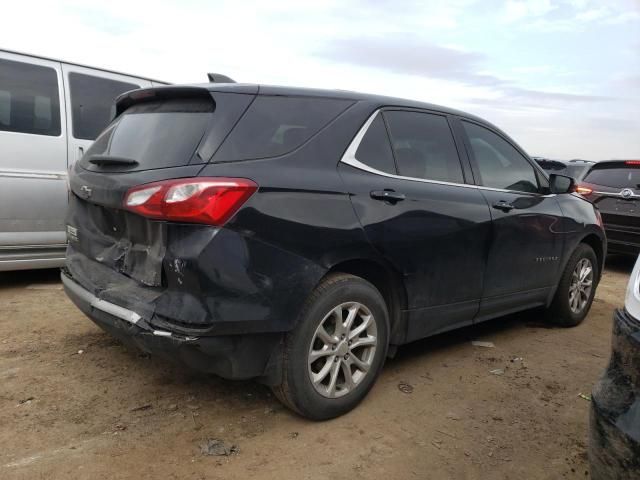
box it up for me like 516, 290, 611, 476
0, 58, 61, 136
69, 72, 138, 141
383, 111, 464, 183
355, 114, 396, 174
462, 121, 539, 193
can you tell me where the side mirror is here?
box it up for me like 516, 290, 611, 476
549, 174, 575, 194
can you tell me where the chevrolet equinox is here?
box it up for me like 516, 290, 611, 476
62, 84, 606, 419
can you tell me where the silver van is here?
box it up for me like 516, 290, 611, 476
0, 49, 167, 271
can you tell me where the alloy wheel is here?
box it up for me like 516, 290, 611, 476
569, 258, 593, 314
307, 302, 378, 398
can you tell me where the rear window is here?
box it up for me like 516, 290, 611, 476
583, 165, 640, 188
82, 98, 213, 170
214, 96, 353, 162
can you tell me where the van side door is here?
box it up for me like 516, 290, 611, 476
61, 64, 152, 168
0, 51, 68, 264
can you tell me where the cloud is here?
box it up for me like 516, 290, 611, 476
318, 34, 610, 105
317, 35, 504, 87
501, 0, 558, 23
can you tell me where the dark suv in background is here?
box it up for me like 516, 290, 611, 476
534, 158, 594, 180
577, 160, 640, 255
62, 84, 606, 419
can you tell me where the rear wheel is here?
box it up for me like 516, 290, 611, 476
547, 244, 598, 327
272, 273, 389, 420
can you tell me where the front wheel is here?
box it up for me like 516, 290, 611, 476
547, 243, 598, 327
272, 273, 389, 420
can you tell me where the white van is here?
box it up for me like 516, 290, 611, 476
0, 49, 168, 271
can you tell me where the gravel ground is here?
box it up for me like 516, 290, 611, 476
0, 255, 634, 479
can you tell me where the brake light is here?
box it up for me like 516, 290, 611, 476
124, 177, 257, 225
575, 185, 593, 196
625, 160, 640, 166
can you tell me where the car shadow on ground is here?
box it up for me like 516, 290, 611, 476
0, 267, 61, 289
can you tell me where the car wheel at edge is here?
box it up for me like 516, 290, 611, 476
272, 273, 389, 420
547, 243, 598, 327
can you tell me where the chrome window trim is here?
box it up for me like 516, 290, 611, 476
340, 110, 555, 198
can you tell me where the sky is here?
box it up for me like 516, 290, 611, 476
1, 0, 638, 160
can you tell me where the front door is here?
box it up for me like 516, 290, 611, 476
458, 119, 564, 319
339, 109, 492, 342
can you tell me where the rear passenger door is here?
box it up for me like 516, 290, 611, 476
61, 64, 151, 167
339, 109, 492, 342
456, 119, 564, 319
0, 52, 68, 256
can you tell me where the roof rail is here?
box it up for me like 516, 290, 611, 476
207, 73, 236, 83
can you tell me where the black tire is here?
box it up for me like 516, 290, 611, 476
547, 243, 599, 327
272, 273, 389, 420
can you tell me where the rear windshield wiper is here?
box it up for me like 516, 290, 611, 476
88, 155, 139, 167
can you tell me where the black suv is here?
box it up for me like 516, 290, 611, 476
578, 160, 640, 255
62, 84, 606, 419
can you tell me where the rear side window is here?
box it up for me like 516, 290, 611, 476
583, 166, 640, 188
69, 72, 139, 141
355, 114, 396, 174
214, 96, 352, 161
82, 98, 214, 171
383, 111, 463, 183
462, 121, 539, 193
0, 58, 61, 136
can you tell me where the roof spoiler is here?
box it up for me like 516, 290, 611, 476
207, 73, 236, 83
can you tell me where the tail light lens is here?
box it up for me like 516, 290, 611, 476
575, 185, 593, 196
124, 177, 257, 225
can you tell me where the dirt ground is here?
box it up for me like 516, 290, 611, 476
0, 256, 634, 480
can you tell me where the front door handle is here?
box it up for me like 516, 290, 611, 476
492, 200, 514, 212
370, 190, 406, 203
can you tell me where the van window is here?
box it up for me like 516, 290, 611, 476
0, 58, 61, 136
383, 111, 464, 183
69, 72, 139, 141
214, 96, 353, 161
355, 114, 396, 174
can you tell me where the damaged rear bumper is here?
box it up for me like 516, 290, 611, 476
589, 308, 640, 479
61, 270, 283, 384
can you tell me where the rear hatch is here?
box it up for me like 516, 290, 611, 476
66, 85, 256, 288
580, 161, 640, 239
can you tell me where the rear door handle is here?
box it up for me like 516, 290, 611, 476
492, 200, 514, 212
370, 190, 406, 203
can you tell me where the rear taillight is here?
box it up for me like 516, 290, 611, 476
574, 185, 593, 196
625, 160, 640, 166
123, 177, 257, 225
